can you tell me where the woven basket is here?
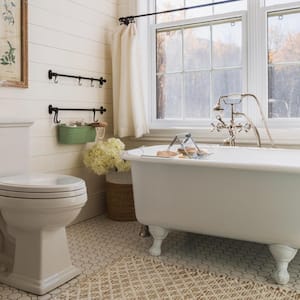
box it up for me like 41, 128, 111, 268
105, 172, 136, 221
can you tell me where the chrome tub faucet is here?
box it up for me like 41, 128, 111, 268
211, 93, 274, 147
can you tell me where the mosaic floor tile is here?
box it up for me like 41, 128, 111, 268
0, 215, 300, 299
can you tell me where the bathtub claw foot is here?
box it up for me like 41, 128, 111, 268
139, 225, 150, 237
149, 225, 169, 256
269, 244, 298, 285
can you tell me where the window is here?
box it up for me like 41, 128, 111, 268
156, 18, 242, 120
268, 9, 300, 118
150, 0, 300, 134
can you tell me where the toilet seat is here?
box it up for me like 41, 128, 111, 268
0, 189, 86, 199
0, 173, 86, 193
0, 173, 87, 209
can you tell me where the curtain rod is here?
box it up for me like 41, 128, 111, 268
119, 0, 241, 25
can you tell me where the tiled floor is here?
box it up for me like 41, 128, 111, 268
1, 215, 300, 299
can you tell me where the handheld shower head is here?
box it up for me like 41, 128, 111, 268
213, 97, 224, 111
213, 103, 224, 111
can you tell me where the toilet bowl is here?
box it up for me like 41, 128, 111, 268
0, 173, 87, 295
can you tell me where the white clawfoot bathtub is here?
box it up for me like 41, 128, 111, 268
123, 144, 300, 285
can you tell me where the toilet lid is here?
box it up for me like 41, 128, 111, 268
0, 173, 86, 194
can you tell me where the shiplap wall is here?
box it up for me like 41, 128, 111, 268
0, 0, 118, 222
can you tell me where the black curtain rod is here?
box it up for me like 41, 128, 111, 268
119, 0, 241, 25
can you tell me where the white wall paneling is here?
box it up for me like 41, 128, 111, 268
0, 0, 118, 221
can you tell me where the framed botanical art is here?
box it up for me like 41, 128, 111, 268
0, 0, 28, 88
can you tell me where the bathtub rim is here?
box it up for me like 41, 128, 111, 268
122, 144, 300, 175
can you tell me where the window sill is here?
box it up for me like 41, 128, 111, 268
136, 127, 300, 148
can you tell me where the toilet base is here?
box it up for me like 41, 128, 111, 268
0, 214, 83, 295
0, 265, 80, 295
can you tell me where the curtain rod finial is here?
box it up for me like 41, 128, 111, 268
119, 16, 135, 26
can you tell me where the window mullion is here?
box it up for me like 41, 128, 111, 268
210, 23, 214, 120
247, 0, 267, 124
151, 15, 158, 124
181, 28, 185, 120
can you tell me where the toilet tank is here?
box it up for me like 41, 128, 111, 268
0, 121, 33, 177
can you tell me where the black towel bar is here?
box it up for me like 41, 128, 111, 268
48, 70, 107, 87
48, 105, 107, 124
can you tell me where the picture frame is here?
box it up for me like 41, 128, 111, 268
0, 0, 28, 88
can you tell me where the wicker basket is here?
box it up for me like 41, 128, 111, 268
105, 172, 136, 221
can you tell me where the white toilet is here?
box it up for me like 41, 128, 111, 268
0, 121, 87, 295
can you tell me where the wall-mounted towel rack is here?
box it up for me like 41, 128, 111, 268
48, 70, 107, 87
48, 104, 107, 124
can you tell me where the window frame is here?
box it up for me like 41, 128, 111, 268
145, 0, 300, 145
150, 10, 248, 128
264, 2, 300, 128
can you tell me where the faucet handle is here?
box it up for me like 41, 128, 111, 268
243, 123, 251, 132
211, 122, 223, 132
211, 122, 221, 132
235, 123, 243, 133
211, 123, 217, 132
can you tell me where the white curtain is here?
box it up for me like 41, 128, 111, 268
112, 23, 149, 138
